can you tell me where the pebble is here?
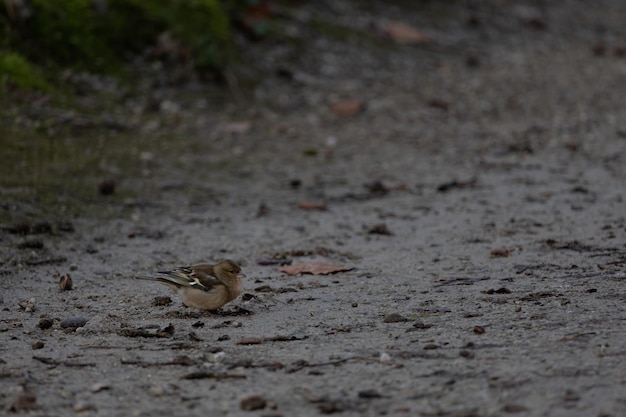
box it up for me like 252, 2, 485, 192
91, 382, 110, 393
98, 179, 116, 195
240, 395, 267, 411
60, 317, 88, 329
73, 401, 94, 412
18, 299, 36, 312
153, 296, 172, 306
358, 389, 382, 399
379, 352, 391, 364
383, 313, 409, 323
38, 318, 54, 329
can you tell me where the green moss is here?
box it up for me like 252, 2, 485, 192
26, 0, 105, 69
0, 51, 49, 92
126, 0, 234, 71
2, 0, 235, 74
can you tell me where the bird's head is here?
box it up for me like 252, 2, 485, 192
215, 259, 244, 281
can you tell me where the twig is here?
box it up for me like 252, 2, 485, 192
181, 371, 246, 380
33, 356, 95, 367
120, 356, 194, 367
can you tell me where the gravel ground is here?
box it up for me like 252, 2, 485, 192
1, 1, 626, 416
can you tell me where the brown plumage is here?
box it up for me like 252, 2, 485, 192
138, 260, 244, 311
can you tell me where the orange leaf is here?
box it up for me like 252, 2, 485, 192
332, 99, 366, 117
278, 262, 353, 276
298, 201, 327, 210
380, 21, 431, 45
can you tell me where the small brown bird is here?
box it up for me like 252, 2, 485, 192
138, 260, 244, 311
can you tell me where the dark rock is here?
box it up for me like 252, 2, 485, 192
60, 317, 88, 329
240, 395, 266, 411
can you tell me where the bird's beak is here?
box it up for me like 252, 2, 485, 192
237, 273, 246, 279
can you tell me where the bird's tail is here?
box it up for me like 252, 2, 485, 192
135, 275, 157, 281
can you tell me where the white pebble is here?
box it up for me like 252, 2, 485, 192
379, 352, 391, 364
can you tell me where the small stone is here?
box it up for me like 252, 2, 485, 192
368, 223, 393, 235
18, 299, 36, 312
60, 317, 88, 329
59, 273, 73, 291
32, 341, 45, 350
473, 326, 486, 334
358, 389, 382, 399
153, 296, 172, 306
383, 313, 409, 323
38, 318, 54, 329
240, 395, 266, 411
73, 401, 94, 412
379, 352, 391, 364
98, 179, 116, 195
91, 382, 110, 393
459, 350, 474, 359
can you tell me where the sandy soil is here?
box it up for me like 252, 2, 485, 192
2, 1, 626, 416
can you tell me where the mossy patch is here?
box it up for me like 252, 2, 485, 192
2, 0, 234, 76
0, 51, 50, 93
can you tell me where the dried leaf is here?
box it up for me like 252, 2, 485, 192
278, 262, 353, 276
380, 21, 431, 45
298, 201, 327, 210
58, 273, 73, 291
332, 99, 366, 117
490, 248, 511, 258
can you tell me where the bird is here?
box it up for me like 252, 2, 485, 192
137, 259, 244, 311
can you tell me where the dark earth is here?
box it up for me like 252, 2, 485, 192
1, 1, 626, 416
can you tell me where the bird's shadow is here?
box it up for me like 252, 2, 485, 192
163, 306, 253, 319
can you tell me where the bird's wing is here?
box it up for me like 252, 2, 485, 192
157, 266, 221, 291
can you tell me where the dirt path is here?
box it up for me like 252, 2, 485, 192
2, 1, 625, 416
